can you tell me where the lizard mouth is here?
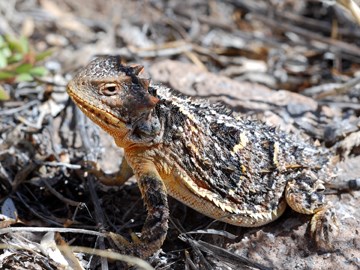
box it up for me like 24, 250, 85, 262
67, 86, 126, 129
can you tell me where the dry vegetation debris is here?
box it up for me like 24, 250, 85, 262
0, 0, 360, 269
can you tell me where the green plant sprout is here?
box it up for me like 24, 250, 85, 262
0, 35, 52, 100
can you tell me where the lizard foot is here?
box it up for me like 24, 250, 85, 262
310, 206, 339, 251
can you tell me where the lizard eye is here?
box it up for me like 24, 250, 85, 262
100, 83, 120, 96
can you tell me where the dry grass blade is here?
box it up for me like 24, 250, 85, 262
337, 0, 360, 24
251, 14, 360, 61
302, 75, 360, 99
0, 243, 154, 270
0, 226, 106, 238
68, 246, 154, 270
182, 229, 237, 240
0, 227, 153, 269
128, 40, 193, 58
315, 75, 360, 99
184, 238, 273, 270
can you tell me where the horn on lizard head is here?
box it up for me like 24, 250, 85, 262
130, 64, 144, 75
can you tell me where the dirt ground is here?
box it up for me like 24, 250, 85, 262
0, 0, 360, 269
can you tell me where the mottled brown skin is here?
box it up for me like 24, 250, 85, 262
67, 56, 337, 258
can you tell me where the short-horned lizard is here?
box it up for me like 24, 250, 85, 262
67, 56, 337, 258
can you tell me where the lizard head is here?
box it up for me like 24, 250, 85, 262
67, 56, 161, 145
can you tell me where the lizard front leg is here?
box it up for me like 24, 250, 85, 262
109, 160, 169, 258
85, 157, 134, 186
99, 157, 134, 186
